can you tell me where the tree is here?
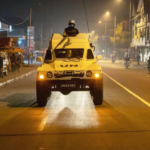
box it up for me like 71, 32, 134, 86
110, 22, 129, 49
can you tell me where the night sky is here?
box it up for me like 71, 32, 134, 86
0, 0, 129, 46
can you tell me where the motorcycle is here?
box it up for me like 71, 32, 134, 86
124, 61, 130, 69
112, 57, 116, 63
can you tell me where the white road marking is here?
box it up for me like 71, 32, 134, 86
0, 70, 36, 88
103, 72, 150, 107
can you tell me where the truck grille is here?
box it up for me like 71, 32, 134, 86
54, 71, 84, 78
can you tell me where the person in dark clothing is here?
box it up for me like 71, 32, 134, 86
124, 55, 130, 67
11, 53, 16, 71
137, 54, 141, 66
124, 55, 130, 62
63, 20, 79, 37
30, 51, 33, 63
111, 54, 116, 63
16, 54, 21, 71
0, 54, 3, 78
147, 56, 150, 70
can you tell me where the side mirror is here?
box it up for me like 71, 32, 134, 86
36, 56, 43, 64
96, 55, 102, 61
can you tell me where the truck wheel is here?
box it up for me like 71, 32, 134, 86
36, 81, 48, 106
92, 80, 103, 105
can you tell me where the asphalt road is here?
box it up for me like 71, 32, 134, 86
0, 61, 150, 150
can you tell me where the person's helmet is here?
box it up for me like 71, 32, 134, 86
69, 20, 76, 26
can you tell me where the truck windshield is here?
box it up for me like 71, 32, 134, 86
55, 49, 84, 59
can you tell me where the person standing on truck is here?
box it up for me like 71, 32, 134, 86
63, 20, 79, 37
0, 54, 3, 78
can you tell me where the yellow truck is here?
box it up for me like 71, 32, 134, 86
36, 33, 103, 106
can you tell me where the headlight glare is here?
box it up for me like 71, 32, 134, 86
39, 75, 44, 79
95, 73, 99, 78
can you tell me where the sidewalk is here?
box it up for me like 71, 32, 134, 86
0, 61, 40, 87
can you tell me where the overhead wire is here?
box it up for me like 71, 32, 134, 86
82, 0, 90, 40
0, 15, 30, 25
38, 31, 50, 40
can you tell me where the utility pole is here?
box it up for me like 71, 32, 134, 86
51, 27, 53, 37
114, 15, 116, 52
105, 22, 107, 54
129, 0, 132, 53
83, 0, 90, 40
28, 8, 32, 67
41, 25, 43, 49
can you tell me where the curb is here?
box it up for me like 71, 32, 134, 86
0, 70, 37, 89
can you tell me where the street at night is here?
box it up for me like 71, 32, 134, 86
1, 0, 150, 149
0, 62, 150, 150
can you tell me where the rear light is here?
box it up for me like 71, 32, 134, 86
86, 71, 92, 77
47, 72, 53, 78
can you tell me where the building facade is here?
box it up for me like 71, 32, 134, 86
131, 0, 150, 62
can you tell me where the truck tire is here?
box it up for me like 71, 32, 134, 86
92, 80, 103, 105
36, 81, 49, 106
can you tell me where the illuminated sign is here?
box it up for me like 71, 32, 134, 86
27, 26, 35, 51
0, 22, 8, 30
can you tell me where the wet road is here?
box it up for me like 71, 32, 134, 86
0, 61, 150, 150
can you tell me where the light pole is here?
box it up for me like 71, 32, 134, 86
114, 15, 116, 52
106, 12, 117, 53
99, 12, 117, 55
105, 22, 107, 55
99, 21, 107, 54
129, 0, 131, 51
28, 8, 32, 67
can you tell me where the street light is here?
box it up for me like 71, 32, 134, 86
106, 11, 110, 15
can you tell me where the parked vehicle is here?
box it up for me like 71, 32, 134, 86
0, 51, 9, 76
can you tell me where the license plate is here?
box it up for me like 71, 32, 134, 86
60, 84, 76, 88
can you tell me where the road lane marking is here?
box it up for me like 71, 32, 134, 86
0, 70, 36, 88
103, 72, 150, 107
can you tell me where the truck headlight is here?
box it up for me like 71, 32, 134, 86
47, 72, 53, 78
86, 71, 92, 77
39, 75, 44, 79
95, 73, 99, 78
